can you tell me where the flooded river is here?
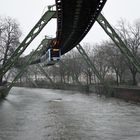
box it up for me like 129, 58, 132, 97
0, 87, 140, 140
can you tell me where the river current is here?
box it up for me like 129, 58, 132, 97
0, 87, 140, 140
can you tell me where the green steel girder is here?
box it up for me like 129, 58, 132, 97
7, 41, 44, 90
76, 44, 104, 82
76, 44, 111, 94
37, 64, 54, 85
25, 72, 38, 87
0, 10, 56, 78
97, 13, 140, 73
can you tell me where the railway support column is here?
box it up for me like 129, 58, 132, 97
7, 37, 50, 90
0, 9, 56, 78
37, 64, 55, 86
26, 68, 38, 88
97, 13, 140, 73
76, 44, 112, 95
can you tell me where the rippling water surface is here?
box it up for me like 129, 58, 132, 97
0, 87, 140, 140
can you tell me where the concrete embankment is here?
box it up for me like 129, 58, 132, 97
15, 82, 140, 102
89, 85, 140, 102
48, 84, 140, 102
43, 84, 140, 102
112, 86, 140, 102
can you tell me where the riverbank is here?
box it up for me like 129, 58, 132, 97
0, 86, 9, 99
85, 85, 140, 102
112, 86, 140, 102
48, 84, 140, 102
9, 82, 140, 102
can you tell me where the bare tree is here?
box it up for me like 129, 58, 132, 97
93, 43, 110, 81
0, 17, 22, 85
54, 51, 82, 84
80, 43, 95, 85
116, 19, 140, 85
107, 42, 127, 85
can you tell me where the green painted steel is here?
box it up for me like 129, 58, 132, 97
27, 67, 38, 87
76, 44, 104, 82
76, 44, 111, 95
0, 10, 56, 78
7, 41, 44, 90
37, 64, 54, 85
97, 13, 140, 73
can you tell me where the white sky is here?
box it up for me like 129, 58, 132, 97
0, 0, 140, 54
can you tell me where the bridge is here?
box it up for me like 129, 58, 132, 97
0, 0, 140, 98
1, 1, 140, 139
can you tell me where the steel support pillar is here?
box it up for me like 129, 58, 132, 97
0, 10, 56, 78
7, 40, 44, 90
76, 44, 111, 95
97, 13, 140, 73
37, 64, 54, 85
25, 73, 38, 88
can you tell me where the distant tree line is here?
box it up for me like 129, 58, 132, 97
21, 19, 140, 87
0, 15, 140, 87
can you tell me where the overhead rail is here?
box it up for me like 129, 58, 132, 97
55, 0, 107, 55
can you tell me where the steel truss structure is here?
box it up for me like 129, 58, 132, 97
37, 64, 54, 85
1, 4, 140, 95
97, 13, 140, 73
0, 9, 56, 78
76, 44, 111, 95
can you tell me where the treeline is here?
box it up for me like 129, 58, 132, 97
0, 16, 140, 87
21, 19, 140, 86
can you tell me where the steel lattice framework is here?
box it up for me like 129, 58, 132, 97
0, 10, 56, 78
1, 0, 140, 97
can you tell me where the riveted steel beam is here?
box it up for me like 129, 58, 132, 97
37, 64, 54, 85
97, 13, 140, 73
25, 71, 38, 87
76, 44, 111, 95
0, 10, 56, 78
76, 44, 104, 82
7, 41, 44, 90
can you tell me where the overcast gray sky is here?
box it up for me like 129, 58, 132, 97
0, 0, 140, 54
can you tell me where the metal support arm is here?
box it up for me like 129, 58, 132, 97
7, 41, 43, 90
76, 44, 111, 94
76, 44, 104, 82
0, 10, 56, 78
97, 13, 140, 73
37, 64, 54, 85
